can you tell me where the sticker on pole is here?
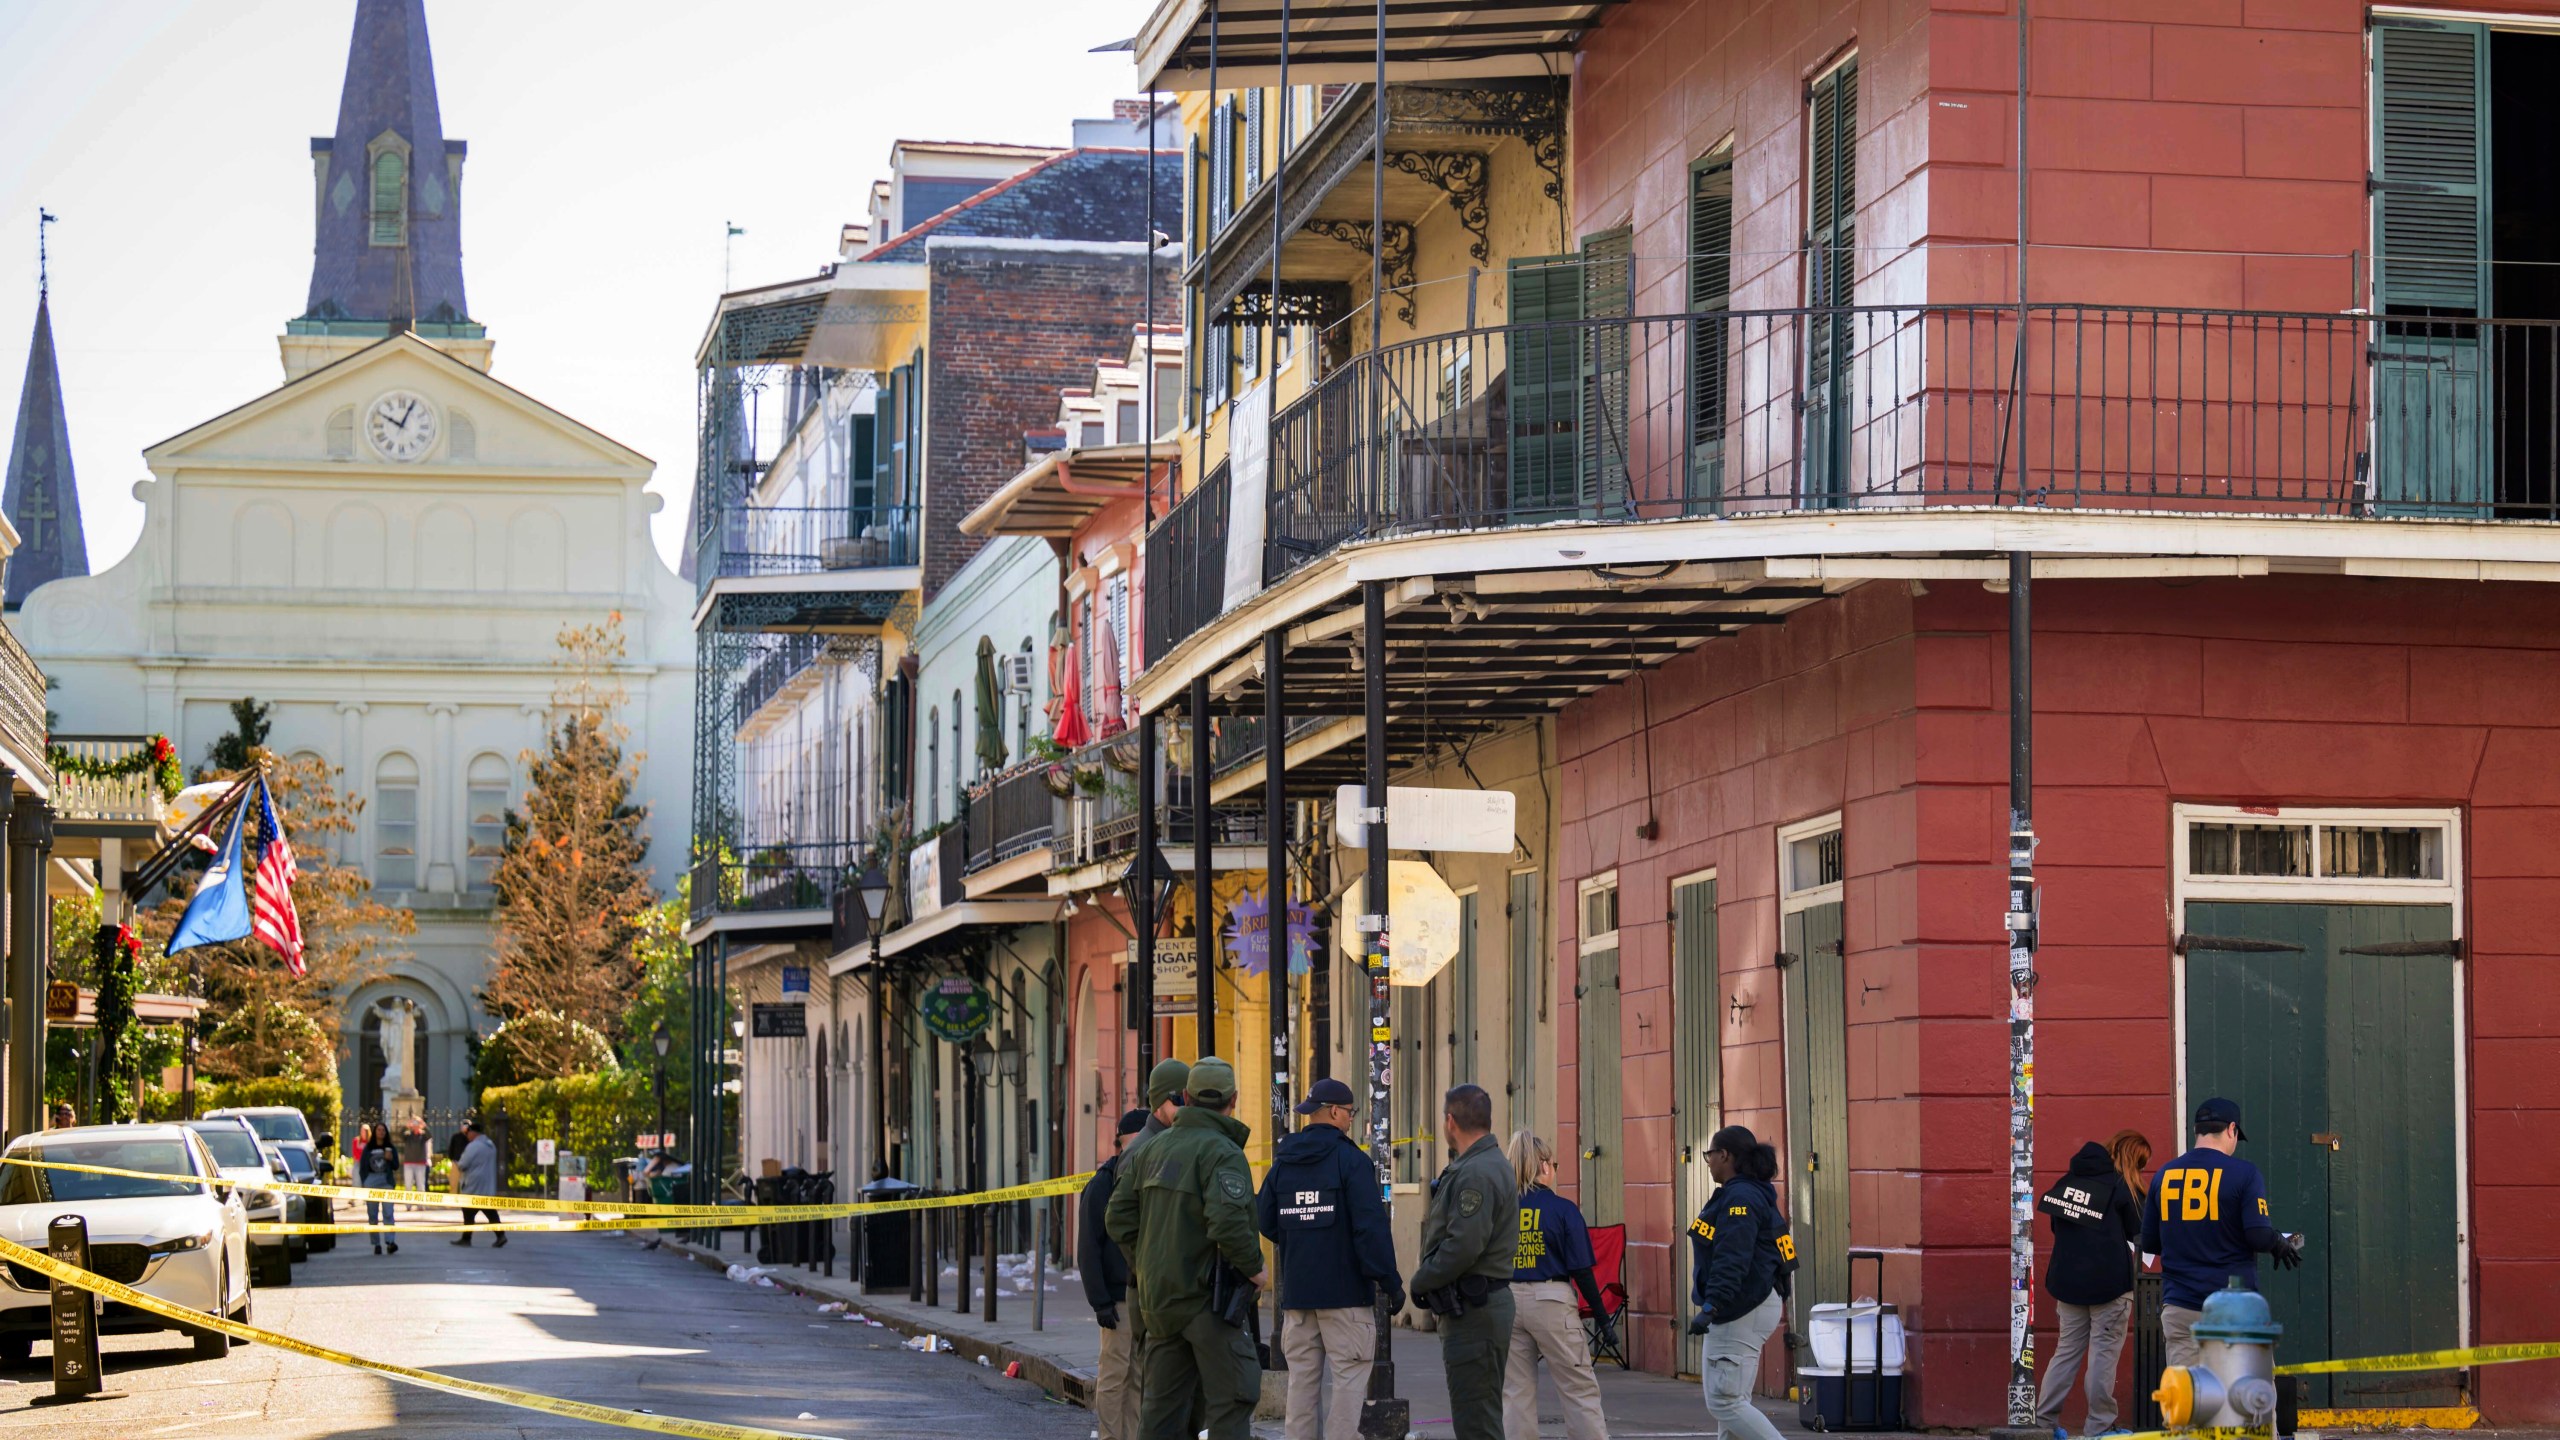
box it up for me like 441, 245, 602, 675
1335, 862, 1464, 985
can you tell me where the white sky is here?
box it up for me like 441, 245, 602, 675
0, 0, 1153, 572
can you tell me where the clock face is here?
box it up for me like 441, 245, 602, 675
365, 390, 440, 462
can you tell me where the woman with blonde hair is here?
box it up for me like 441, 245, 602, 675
2032, 1129, 2148, 1438
1500, 1130, 1610, 1440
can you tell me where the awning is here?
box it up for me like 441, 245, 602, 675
963, 441, 1172, 538
1133, 0, 1616, 90
862, 898, 1061, 965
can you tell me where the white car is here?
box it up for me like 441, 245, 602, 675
0, 1124, 253, 1366
182, 1118, 293, 1286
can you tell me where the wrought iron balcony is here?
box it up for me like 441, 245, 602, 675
692, 502, 920, 599
1048, 737, 1265, 874
0, 621, 47, 788
1148, 303, 2558, 663
689, 839, 866, 924
963, 765, 1058, 874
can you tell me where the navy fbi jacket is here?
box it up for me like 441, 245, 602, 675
2140, 1146, 2280, 1311
1689, 1175, 1797, 1325
1257, 1123, 1403, 1311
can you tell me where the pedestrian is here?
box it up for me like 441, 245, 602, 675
450, 1117, 505, 1247
1410, 1084, 1517, 1440
1501, 1131, 1609, 1440
1258, 1077, 1403, 1440
1124, 1057, 1189, 1167
49, 1101, 73, 1129
2141, 1099, 2300, 1366
358, 1120, 402, 1255
399, 1115, 430, 1192
1082, 1106, 1151, 1440
1103, 1056, 1265, 1440
1687, 1125, 1796, 1440
2032, 1131, 2146, 1437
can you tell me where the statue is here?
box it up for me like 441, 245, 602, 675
373, 996, 420, 1099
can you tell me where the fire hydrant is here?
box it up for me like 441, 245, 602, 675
2152, 1281, 2284, 1434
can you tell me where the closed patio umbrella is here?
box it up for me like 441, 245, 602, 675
974, 636, 1008, 774
1052, 636, 1091, 749
1093, 610, 1125, 738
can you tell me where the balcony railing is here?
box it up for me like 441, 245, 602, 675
0, 621, 46, 786
963, 765, 1058, 874
1049, 738, 1266, 873
689, 839, 865, 923
49, 736, 168, 826
1151, 303, 2558, 659
694, 502, 920, 596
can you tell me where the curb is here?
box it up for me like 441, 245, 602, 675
655, 1238, 1097, 1410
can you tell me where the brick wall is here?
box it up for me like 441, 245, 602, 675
923, 244, 1180, 600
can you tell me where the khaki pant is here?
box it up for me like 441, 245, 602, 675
1441, 1287, 1516, 1440
1282, 1306, 1375, 1440
2035, 1294, 2133, 1434
2163, 1304, 2202, 1369
1699, 1292, 1785, 1440
1096, 1317, 1140, 1440
1502, 1279, 1608, 1440
1138, 1308, 1261, 1440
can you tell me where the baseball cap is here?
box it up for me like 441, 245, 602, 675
1187, 1056, 1238, 1105
1145, 1057, 1192, 1107
2194, 1096, 2248, 1141
1295, 1077, 1357, 1114
1116, 1108, 1149, 1137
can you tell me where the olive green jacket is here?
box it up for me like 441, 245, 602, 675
1411, 1132, 1519, 1296
1102, 1105, 1264, 1331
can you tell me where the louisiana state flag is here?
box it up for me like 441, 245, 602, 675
167, 797, 253, 955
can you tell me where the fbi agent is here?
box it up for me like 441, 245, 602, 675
1688, 1125, 1796, 1440
2140, 1097, 2302, 1367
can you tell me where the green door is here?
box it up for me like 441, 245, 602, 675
2372, 19, 2491, 515
1581, 227, 1634, 519
1579, 940, 1625, 1226
2183, 902, 2461, 1408
1783, 900, 1850, 1331
1674, 876, 1721, 1373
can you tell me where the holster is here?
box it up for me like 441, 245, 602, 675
1211, 1261, 1255, 1329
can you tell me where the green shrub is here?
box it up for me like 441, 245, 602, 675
139, 1075, 343, 1149
477, 1070, 649, 1185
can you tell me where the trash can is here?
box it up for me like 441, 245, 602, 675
801, 1171, 837, 1270
859, 1177, 921, 1290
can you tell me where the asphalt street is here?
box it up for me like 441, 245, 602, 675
0, 1210, 1096, 1439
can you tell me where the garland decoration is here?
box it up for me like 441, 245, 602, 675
48, 735, 183, 800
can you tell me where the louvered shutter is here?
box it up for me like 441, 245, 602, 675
1690, 156, 1735, 507
1244, 90, 1264, 194
2373, 20, 2488, 313
1212, 103, 1235, 233
1806, 59, 1858, 505
1581, 228, 1634, 516
1507, 254, 1583, 515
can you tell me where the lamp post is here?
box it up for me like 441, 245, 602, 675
651, 1020, 671, 1161
855, 865, 890, 1176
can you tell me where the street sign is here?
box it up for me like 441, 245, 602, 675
536, 1139, 557, 1166
1333, 785, 1515, 854
1336, 862, 1466, 985
1126, 936, 1197, 1015
43, 982, 77, 1022
781, 965, 810, 994
46, 1214, 105, 1401
750, 1003, 807, 1039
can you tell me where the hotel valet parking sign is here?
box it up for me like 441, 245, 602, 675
920, 975, 994, 1043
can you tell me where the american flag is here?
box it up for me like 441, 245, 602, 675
251, 777, 305, 976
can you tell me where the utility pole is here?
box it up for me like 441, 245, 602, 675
2003, 551, 2038, 1430
1357, 580, 1406, 1439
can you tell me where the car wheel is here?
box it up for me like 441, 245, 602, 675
191, 1267, 232, 1359
0, 1334, 30, 1367
288, 1236, 308, 1262
259, 1246, 294, 1286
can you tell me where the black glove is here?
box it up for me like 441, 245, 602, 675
2271, 1234, 2304, 1271
1689, 1310, 1713, 1336
1095, 1304, 1120, 1330
1384, 1286, 1407, 1316
1594, 1315, 1619, 1349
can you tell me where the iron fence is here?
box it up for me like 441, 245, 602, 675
1142, 462, 1229, 668
695, 502, 919, 594
963, 765, 1057, 873
0, 621, 46, 784
693, 839, 867, 920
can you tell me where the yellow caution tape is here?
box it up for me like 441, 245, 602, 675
0, 1230, 829, 1440
0, 1154, 1087, 1220
2277, 1341, 2560, 1376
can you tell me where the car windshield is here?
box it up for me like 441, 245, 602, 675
235, 1113, 310, 1144
185, 1125, 263, 1169
0, 1138, 203, 1204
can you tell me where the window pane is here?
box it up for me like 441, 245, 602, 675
1787, 828, 1843, 894
2322, 824, 2443, 880
1116, 400, 1140, 441
377, 781, 417, 890
1584, 883, 1617, 938
467, 783, 509, 891
2188, 822, 2311, 878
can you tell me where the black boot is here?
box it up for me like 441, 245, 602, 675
386, 1240, 398, 1254
450, 1235, 472, 1246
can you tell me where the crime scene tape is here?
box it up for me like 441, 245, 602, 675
0, 1154, 1088, 1220
0, 1229, 828, 1440
2275, 1340, 2560, 1375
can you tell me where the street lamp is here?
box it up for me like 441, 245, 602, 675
855, 865, 889, 1182
650, 1021, 671, 1161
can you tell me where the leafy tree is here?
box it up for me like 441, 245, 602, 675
618, 880, 725, 1120
472, 1010, 619, 1094
486, 615, 658, 1043
203, 698, 273, 778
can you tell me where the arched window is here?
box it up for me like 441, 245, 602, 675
925, 708, 941, 825
375, 754, 420, 890
370, 149, 407, 247
950, 689, 963, 800
466, 753, 512, 892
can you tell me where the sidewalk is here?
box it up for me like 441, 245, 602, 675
653, 1235, 1901, 1439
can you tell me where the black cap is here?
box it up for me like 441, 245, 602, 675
2195, 1096, 2247, 1142
1116, 1108, 1149, 1137
1295, 1077, 1357, 1114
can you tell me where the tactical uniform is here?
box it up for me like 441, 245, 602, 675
1409, 1132, 1518, 1440
1104, 1057, 1264, 1440
1688, 1173, 1796, 1440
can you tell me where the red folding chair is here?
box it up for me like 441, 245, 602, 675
1578, 1223, 1632, 1369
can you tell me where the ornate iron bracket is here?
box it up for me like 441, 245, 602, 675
1385, 81, 1569, 203
1304, 219, 1417, 326
1385, 151, 1491, 264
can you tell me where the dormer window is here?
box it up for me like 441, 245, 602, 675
369, 143, 408, 247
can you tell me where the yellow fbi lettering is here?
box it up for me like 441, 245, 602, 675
2158, 1167, 2227, 1222
1516, 1208, 1548, 1264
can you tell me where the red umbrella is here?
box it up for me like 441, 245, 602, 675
1093, 613, 1126, 738
1052, 639, 1091, 748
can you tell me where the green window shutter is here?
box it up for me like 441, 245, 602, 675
1507, 254, 1583, 515
1689, 156, 1735, 508
370, 150, 407, 247
1806, 59, 1858, 505
1582, 227, 1635, 515
2373, 20, 2488, 314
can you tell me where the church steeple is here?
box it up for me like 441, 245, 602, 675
4, 218, 90, 610
297, 0, 472, 337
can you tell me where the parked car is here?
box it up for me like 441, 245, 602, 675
259, 1143, 309, 1264
268, 1140, 336, 1253
0, 1124, 252, 1364
203, 1106, 324, 1173
182, 1118, 292, 1286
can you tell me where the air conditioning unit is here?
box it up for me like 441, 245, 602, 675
1006, 654, 1034, 691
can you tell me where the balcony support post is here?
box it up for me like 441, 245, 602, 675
1135, 706, 1158, 1078
1357, 577, 1407, 1439
1262, 627, 1292, 1369
2002, 550, 2040, 1430
5, 791, 48, 1142
1191, 674, 1215, 1049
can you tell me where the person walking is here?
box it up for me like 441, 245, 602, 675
1688, 1125, 1796, 1440
2032, 1131, 2146, 1437
357, 1121, 402, 1255
1410, 1084, 1517, 1440
451, 1117, 505, 1247
1258, 1078, 1404, 1440
1501, 1131, 1609, 1440
1104, 1056, 1264, 1440
399, 1115, 430, 1192
2142, 1099, 2300, 1366
1081, 1107, 1151, 1440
